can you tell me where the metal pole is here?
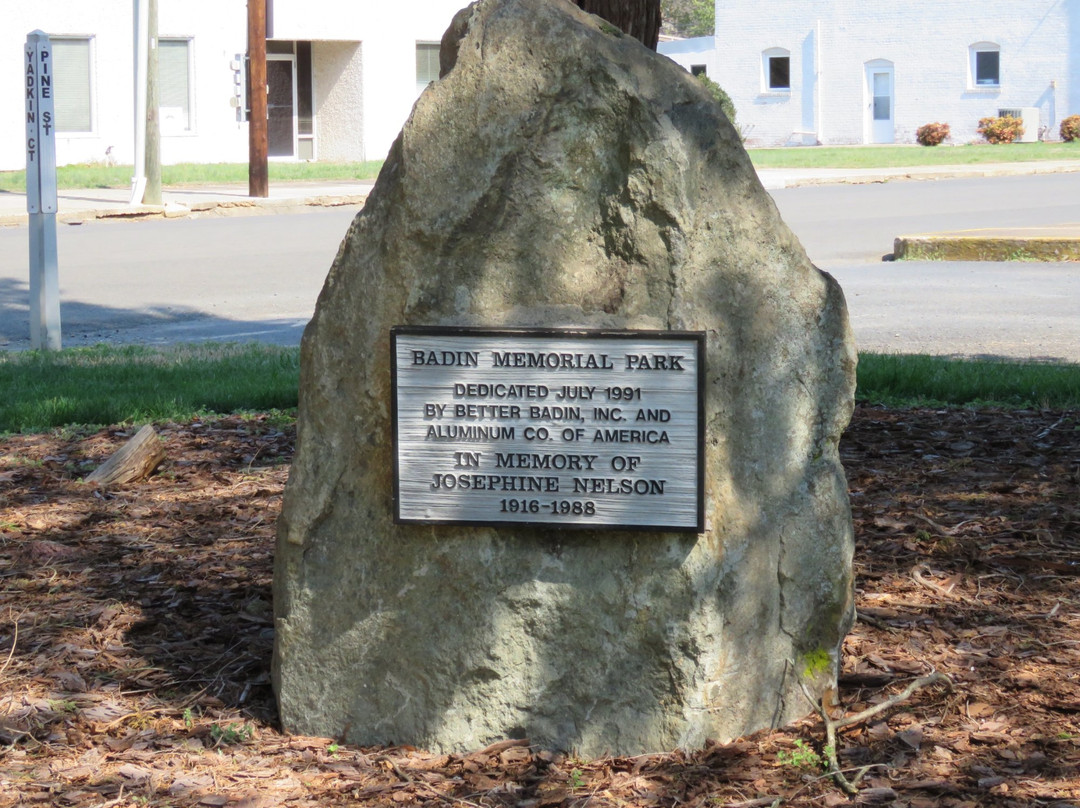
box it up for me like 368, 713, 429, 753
131, 0, 148, 205
248, 0, 269, 198
26, 30, 61, 350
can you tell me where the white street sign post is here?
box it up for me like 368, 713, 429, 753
26, 30, 61, 350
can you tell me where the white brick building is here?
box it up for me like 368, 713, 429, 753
3, 0, 464, 171
660, 0, 1078, 146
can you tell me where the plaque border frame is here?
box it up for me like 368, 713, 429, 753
390, 325, 706, 533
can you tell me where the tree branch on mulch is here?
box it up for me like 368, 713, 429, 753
0, 619, 16, 679
84, 424, 166, 486
800, 672, 953, 795
911, 565, 977, 605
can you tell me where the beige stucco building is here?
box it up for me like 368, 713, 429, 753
4, 0, 465, 170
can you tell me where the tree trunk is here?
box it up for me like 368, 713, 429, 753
573, 0, 661, 50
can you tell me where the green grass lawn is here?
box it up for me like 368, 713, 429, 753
0, 344, 300, 434
2, 141, 1077, 192
855, 353, 1080, 409
1, 345, 1077, 434
0, 160, 385, 193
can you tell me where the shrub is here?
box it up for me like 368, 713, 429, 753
696, 74, 739, 135
977, 115, 1024, 144
1061, 114, 1080, 142
916, 122, 950, 146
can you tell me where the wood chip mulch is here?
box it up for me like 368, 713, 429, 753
0, 405, 1077, 807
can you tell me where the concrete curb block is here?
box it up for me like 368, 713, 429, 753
894, 235, 1080, 262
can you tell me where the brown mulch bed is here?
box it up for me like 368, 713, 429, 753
0, 406, 1077, 807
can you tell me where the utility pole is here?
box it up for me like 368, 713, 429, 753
143, 0, 162, 204
248, 0, 268, 197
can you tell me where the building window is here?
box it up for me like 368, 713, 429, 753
159, 38, 193, 133
51, 37, 93, 133
296, 41, 314, 160
416, 43, 440, 95
975, 51, 999, 85
690, 64, 706, 77
762, 48, 790, 92
971, 43, 1000, 88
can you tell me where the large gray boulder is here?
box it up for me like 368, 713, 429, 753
273, 0, 856, 756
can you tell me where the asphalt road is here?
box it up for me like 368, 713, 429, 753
1, 173, 1078, 361
0, 207, 350, 348
769, 174, 1080, 362
770, 173, 1080, 265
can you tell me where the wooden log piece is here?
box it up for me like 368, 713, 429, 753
85, 424, 166, 486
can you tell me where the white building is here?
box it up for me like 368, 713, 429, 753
660, 0, 1078, 147
3, 0, 465, 171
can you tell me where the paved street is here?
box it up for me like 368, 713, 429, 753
1, 172, 1078, 361
0, 207, 353, 348
768, 174, 1080, 362
770, 173, 1080, 265
827, 262, 1080, 362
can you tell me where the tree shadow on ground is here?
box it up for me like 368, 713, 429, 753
0, 406, 1078, 805
0, 276, 307, 349
0, 419, 289, 722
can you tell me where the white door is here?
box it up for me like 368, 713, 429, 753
867, 64, 894, 144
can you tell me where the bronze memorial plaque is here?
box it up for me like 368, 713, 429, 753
391, 327, 705, 531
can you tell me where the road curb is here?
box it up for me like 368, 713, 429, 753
0, 193, 368, 228
894, 235, 1080, 262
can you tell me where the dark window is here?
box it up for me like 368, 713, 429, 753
975, 50, 999, 85
690, 64, 706, 76
296, 41, 313, 136
768, 55, 790, 90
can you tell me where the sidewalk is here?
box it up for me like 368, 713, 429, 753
2, 162, 1079, 260
0, 179, 375, 227
753, 157, 1080, 190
